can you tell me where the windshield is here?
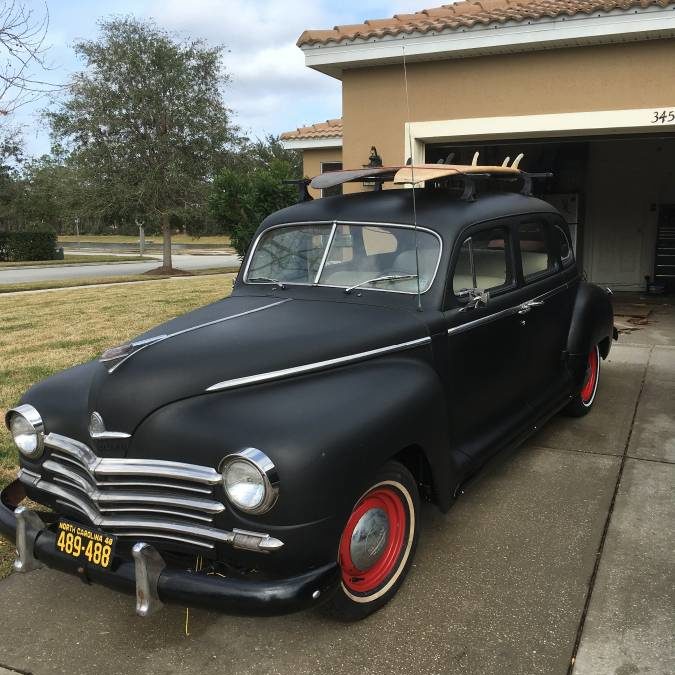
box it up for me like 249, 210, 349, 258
246, 223, 441, 293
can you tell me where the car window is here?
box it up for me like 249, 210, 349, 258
453, 227, 510, 296
553, 223, 574, 268
247, 223, 441, 293
518, 222, 556, 280
247, 224, 333, 284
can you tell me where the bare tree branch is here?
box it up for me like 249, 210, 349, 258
0, 1, 60, 115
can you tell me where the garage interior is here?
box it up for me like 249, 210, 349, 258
424, 133, 675, 293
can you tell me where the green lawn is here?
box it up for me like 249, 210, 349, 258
0, 273, 235, 577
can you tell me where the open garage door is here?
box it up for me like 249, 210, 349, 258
424, 134, 675, 293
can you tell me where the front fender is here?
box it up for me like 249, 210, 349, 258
131, 352, 453, 528
566, 282, 614, 382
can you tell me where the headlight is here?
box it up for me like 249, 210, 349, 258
220, 448, 278, 514
6, 404, 45, 459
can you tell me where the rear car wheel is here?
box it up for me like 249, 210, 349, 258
323, 460, 420, 621
564, 344, 601, 417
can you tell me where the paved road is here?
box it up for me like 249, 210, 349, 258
0, 253, 241, 284
0, 306, 672, 675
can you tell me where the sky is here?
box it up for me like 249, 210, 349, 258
11, 0, 436, 159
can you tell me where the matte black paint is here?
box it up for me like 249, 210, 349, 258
10, 187, 615, 611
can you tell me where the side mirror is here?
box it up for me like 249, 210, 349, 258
459, 288, 490, 311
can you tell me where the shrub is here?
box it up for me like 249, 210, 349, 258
0, 231, 58, 262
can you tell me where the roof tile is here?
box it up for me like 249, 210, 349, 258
297, 0, 675, 46
280, 118, 343, 141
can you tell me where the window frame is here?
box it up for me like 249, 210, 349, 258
551, 218, 575, 269
448, 221, 518, 306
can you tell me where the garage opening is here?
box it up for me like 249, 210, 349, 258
425, 134, 675, 293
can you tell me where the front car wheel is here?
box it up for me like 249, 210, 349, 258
323, 460, 420, 621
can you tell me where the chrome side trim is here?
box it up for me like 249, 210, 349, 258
45, 434, 223, 485
243, 220, 444, 296
90, 431, 131, 440
106, 299, 291, 373
448, 282, 569, 337
206, 336, 432, 393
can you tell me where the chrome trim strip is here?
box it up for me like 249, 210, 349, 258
106, 299, 291, 374
45, 434, 223, 485
90, 431, 132, 440
313, 221, 337, 284
42, 459, 224, 513
94, 479, 212, 495
243, 220, 443, 296
98, 507, 214, 523
447, 282, 569, 337
206, 336, 432, 393
123, 532, 214, 550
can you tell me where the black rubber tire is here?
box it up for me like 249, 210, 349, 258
564, 344, 601, 418
322, 460, 420, 622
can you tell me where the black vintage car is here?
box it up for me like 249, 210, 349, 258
1, 164, 615, 621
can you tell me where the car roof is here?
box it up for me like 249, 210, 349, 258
260, 188, 561, 241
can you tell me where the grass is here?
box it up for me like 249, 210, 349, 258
0, 254, 156, 268
58, 234, 232, 245
0, 273, 235, 577
0, 266, 239, 294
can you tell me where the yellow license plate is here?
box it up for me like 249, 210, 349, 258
55, 519, 116, 570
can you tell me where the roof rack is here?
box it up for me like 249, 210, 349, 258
307, 155, 553, 202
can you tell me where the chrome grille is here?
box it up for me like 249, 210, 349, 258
19, 432, 232, 551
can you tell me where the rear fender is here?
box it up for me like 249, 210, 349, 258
566, 282, 614, 384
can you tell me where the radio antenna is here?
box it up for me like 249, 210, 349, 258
402, 45, 423, 312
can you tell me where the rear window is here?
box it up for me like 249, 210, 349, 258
518, 222, 556, 280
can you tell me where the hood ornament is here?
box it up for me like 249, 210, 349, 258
89, 412, 131, 440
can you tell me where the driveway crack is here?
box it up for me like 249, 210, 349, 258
566, 345, 654, 674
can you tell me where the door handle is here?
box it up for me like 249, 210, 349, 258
518, 299, 545, 315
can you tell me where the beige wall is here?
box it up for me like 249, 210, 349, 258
341, 40, 675, 192
302, 147, 342, 199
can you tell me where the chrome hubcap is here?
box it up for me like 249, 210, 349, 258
349, 507, 389, 571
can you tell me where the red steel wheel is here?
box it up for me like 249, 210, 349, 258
325, 461, 420, 621
339, 485, 407, 594
580, 345, 600, 407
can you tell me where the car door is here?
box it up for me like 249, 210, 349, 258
514, 217, 576, 414
443, 221, 533, 465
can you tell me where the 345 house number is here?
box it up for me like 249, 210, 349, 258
651, 109, 675, 124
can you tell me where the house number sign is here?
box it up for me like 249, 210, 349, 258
651, 109, 675, 124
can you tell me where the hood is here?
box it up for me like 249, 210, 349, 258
86, 294, 429, 435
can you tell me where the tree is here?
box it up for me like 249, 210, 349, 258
48, 17, 235, 271
209, 154, 298, 256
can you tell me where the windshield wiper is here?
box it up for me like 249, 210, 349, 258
344, 274, 418, 294
248, 276, 287, 289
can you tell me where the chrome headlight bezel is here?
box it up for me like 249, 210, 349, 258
220, 448, 279, 515
5, 404, 45, 459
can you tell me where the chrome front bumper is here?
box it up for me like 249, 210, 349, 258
1, 480, 339, 617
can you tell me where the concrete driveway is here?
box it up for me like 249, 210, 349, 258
0, 253, 241, 284
0, 300, 672, 675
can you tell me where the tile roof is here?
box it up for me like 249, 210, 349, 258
280, 118, 343, 141
297, 0, 674, 46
